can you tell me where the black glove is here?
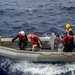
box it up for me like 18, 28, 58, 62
12, 39, 14, 42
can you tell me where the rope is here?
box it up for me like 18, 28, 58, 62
39, 52, 75, 57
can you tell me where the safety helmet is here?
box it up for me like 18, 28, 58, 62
19, 31, 25, 36
28, 34, 32, 38
66, 24, 70, 29
63, 31, 67, 35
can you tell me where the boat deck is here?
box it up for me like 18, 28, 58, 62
0, 37, 75, 52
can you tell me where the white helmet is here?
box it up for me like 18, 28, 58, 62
19, 31, 25, 36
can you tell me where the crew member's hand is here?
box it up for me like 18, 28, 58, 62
11, 39, 14, 42
40, 44, 42, 48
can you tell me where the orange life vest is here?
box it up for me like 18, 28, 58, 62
30, 34, 40, 44
62, 35, 71, 45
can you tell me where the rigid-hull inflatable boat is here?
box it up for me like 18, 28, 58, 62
0, 34, 75, 63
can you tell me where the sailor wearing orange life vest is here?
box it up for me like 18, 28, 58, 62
12, 31, 28, 50
28, 34, 42, 52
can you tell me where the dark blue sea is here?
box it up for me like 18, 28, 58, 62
0, 0, 75, 75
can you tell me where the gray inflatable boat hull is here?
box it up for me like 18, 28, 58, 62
0, 46, 75, 62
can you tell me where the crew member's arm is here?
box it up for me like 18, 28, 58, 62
36, 37, 42, 48
38, 40, 42, 48
12, 35, 19, 42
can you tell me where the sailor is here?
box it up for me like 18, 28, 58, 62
61, 31, 74, 52
12, 31, 28, 50
28, 34, 42, 52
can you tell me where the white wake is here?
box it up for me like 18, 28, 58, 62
0, 59, 75, 75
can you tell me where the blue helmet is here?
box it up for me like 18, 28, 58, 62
63, 31, 67, 35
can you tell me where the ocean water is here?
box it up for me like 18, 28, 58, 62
0, 0, 75, 75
